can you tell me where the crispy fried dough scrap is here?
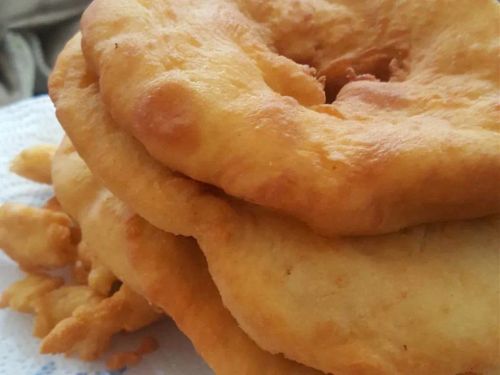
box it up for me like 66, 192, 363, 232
50, 39, 500, 374
10, 145, 56, 184
75, 241, 117, 295
106, 337, 159, 370
33, 285, 103, 338
87, 263, 116, 296
52, 140, 322, 374
40, 285, 161, 361
0, 271, 151, 362
0, 274, 63, 312
79, 0, 500, 235
0, 245, 151, 362
0, 203, 76, 269
0, 276, 103, 339
0, 168, 156, 366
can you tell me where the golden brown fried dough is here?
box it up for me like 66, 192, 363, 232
0, 204, 76, 270
33, 285, 103, 338
0, 249, 157, 362
52, 138, 322, 375
76, 241, 117, 296
201, 212, 500, 375
50, 38, 500, 374
0, 185, 159, 366
40, 285, 161, 361
0, 274, 63, 313
0, 201, 157, 364
80, 0, 500, 236
87, 261, 116, 296
72, 242, 92, 285
10, 145, 57, 184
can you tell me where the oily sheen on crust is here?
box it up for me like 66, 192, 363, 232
49, 36, 500, 375
80, 0, 500, 236
52, 138, 322, 375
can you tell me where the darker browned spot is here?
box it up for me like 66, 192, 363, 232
125, 215, 143, 239
251, 172, 297, 209
335, 276, 348, 288
70, 225, 82, 244
109, 280, 122, 296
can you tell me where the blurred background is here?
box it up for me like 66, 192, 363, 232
0, 0, 90, 106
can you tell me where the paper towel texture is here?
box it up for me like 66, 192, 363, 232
0, 96, 212, 375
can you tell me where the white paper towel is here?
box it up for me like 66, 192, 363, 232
0, 96, 213, 375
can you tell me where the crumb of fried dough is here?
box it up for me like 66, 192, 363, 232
106, 337, 159, 370
9, 144, 56, 184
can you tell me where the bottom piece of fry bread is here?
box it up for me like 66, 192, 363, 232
52, 139, 322, 374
